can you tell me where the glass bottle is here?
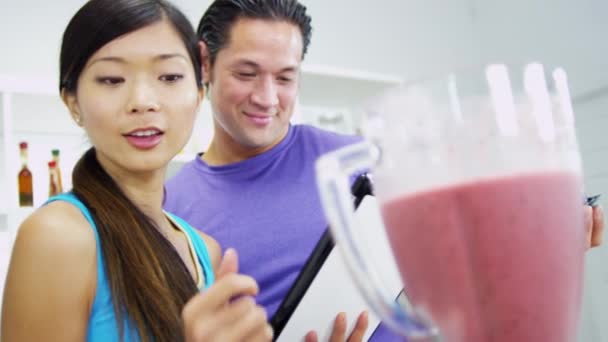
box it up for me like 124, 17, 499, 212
18, 142, 33, 207
48, 160, 60, 197
51, 149, 63, 193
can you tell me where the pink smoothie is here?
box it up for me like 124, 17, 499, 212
381, 172, 585, 342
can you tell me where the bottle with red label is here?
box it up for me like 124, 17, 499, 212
51, 149, 63, 194
48, 160, 61, 197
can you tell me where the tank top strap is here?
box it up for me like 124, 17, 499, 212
165, 212, 215, 289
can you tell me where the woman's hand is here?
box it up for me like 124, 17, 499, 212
183, 249, 274, 341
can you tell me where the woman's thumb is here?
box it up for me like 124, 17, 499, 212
216, 248, 239, 278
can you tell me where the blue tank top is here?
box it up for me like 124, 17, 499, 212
46, 193, 215, 342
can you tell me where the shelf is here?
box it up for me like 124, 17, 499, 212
301, 64, 403, 84
299, 63, 403, 108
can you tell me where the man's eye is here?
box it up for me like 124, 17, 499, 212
160, 74, 184, 83
238, 72, 256, 78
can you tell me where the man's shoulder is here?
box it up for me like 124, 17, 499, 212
292, 124, 362, 151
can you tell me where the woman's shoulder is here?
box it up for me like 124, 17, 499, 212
16, 201, 97, 261
195, 230, 221, 271
2, 201, 98, 341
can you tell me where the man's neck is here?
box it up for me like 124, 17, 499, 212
202, 139, 272, 166
202, 128, 289, 166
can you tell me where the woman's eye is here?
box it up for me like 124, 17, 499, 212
96, 77, 124, 86
160, 74, 184, 83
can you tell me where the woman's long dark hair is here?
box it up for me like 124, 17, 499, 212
59, 1, 203, 341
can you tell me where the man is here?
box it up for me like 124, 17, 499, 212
165, 0, 374, 340
164, 0, 605, 341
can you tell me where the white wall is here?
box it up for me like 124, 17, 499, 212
575, 94, 608, 342
472, 0, 608, 99
302, 0, 480, 80
0, 0, 606, 340
0, 0, 214, 79
0, 0, 479, 80
1, 0, 606, 89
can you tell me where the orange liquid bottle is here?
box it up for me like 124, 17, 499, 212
18, 142, 33, 207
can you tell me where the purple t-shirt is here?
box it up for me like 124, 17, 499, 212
164, 124, 402, 341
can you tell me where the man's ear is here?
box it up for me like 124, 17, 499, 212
199, 40, 212, 86
61, 89, 83, 126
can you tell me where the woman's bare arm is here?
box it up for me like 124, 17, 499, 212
1, 202, 97, 342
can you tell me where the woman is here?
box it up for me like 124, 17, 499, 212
1, 0, 272, 341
